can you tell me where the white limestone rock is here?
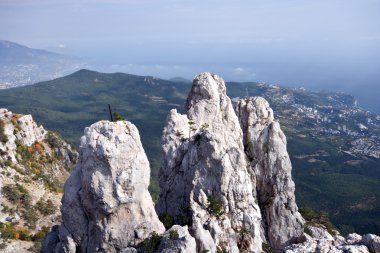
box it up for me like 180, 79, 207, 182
361, 234, 380, 253
236, 97, 304, 251
157, 225, 197, 253
0, 108, 76, 165
14, 114, 46, 146
348, 234, 364, 245
0, 108, 46, 162
285, 228, 374, 253
235, 97, 305, 250
337, 245, 370, 253
43, 120, 165, 252
285, 238, 370, 253
307, 225, 334, 240
157, 72, 263, 253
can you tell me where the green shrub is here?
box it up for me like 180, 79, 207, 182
33, 226, 50, 242
17, 227, 32, 241
15, 139, 32, 162
207, 196, 224, 219
262, 242, 274, 253
2, 183, 31, 205
217, 246, 229, 253
237, 228, 250, 251
40, 174, 63, 193
0, 222, 16, 239
22, 206, 38, 229
0, 120, 8, 144
0, 242, 6, 250
304, 226, 313, 236
14, 175, 20, 182
246, 141, 254, 154
35, 199, 56, 215
46, 132, 60, 149
262, 143, 269, 153
159, 212, 174, 230
113, 112, 125, 121
28, 242, 42, 253
299, 207, 318, 221
299, 207, 338, 236
4, 160, 12, 167
169, 229, 179, 240
140, 232, 162, 253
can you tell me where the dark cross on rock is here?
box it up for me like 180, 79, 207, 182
106, 104, 113, 121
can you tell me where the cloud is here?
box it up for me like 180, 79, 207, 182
56, 44, 66, 48
234, 67, 245, 73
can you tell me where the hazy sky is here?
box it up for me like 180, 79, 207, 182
1, 0, 379, 111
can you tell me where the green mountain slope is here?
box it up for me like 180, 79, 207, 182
0, 69, 379, 235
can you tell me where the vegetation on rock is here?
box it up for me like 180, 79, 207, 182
113, 111, 125, 121
159, 212, 174, 230
0, 119, 8, 143
169, 229, 179, 240
207, 195, 224, 219
299, 207, 337, 235
139, 232, 162, 253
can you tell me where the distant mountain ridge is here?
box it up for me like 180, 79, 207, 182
0, 69, 379, 236
0, 40, 61, 65
0, 40, 85, 89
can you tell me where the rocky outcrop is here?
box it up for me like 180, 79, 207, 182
37, 72, 380, 253
285, 228, 380, 253
157, 73, 265, 252
235, 97, 304, 250
156, 225, 197, 252
0, 108, 48, 163
0, 108, 77, 252
0, 108, 76, 166
42, 120, 165, 252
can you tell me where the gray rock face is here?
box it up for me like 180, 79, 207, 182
42, 120, 165, 253
235, 97, 305, 250
157, 73, 264, 252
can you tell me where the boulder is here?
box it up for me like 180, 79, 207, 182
42, 120, 165, 252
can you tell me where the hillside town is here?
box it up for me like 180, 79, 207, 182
256, 84, 380, 159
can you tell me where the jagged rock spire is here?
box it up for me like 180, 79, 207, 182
236, 97, 305, 251
157, 72, 264, 252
